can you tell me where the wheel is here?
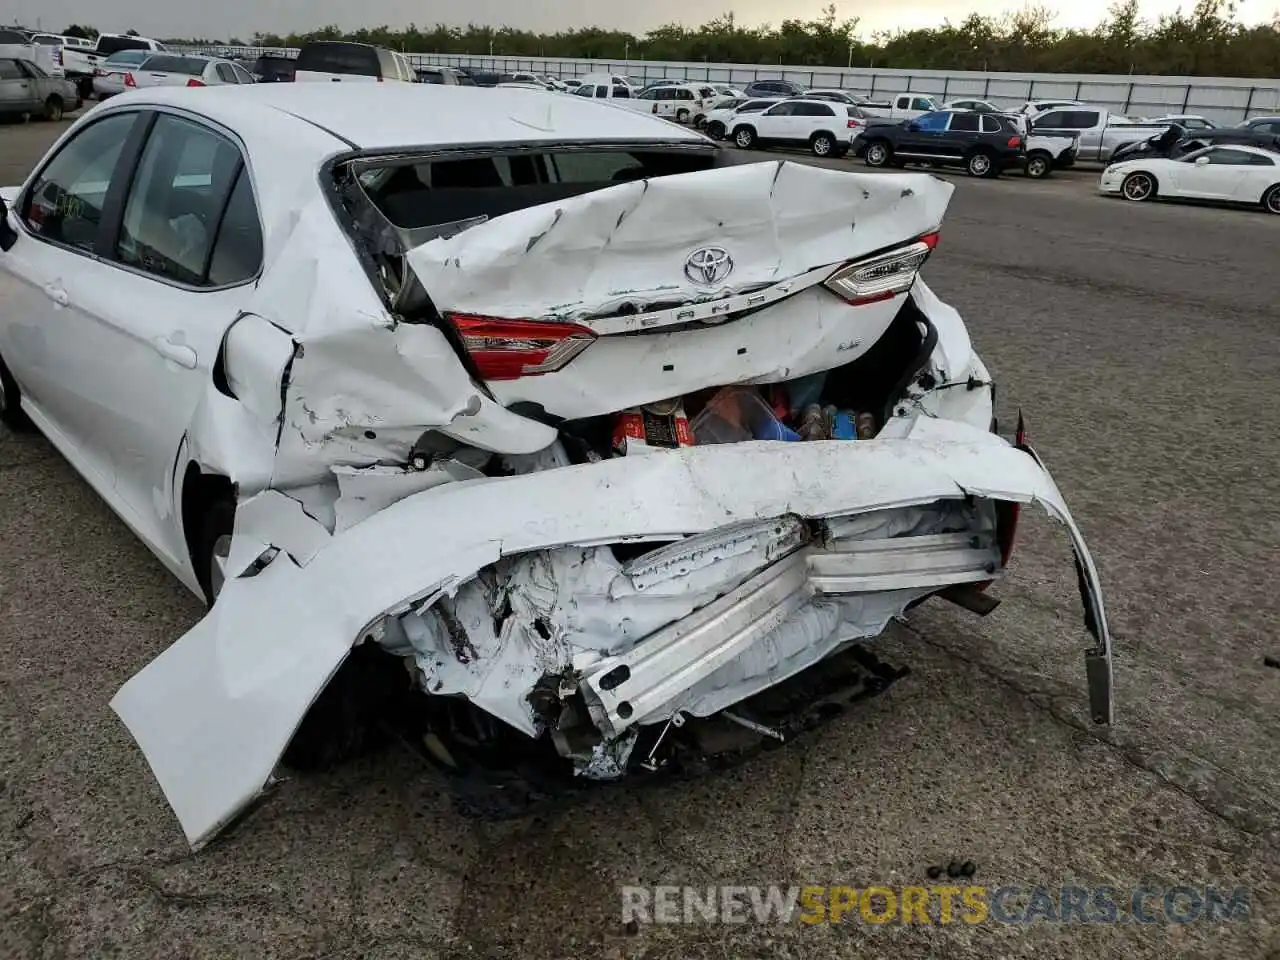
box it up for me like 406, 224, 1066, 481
966, 150, 997, 178
1262, 184, 1280, 215
733, 125, 756, 149
195, 496, 236, 606
1121, 171, 1156, 202
810, 132, 835, 157
43, 96, 63, 122
707, 120, 725, 139
863, 140, 891, 167
0, 353, 33, 431
676, 108, 690, 124
1025, 152, 1052, 179
692, 114, 706, 129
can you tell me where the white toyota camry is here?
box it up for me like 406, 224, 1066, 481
1100, 143, 1280, 213
0, 84, 1114, 847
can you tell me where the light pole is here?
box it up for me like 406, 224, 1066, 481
625, 41, 630, 67
848, 40, 854, 69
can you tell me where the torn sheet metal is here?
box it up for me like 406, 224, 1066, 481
407, 160, 951, 327
111, 417, 1112, 849
332, 459, 486, 533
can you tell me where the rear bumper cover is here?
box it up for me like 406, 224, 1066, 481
112, 415, 1112, 848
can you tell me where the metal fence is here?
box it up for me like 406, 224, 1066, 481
192, 46, 1280, 124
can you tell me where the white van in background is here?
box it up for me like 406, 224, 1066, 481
294, 41, 415, 83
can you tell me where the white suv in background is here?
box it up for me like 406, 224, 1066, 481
729, 98, 858, 157
634, 82, 722, 125
703, 97, 785, 140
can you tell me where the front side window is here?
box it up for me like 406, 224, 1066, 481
0, 60, 22, 81
912, 98, 935, 111
116, 114, 257, 286
19, 61, 48, 79
915, 112, 949, 131
1205, 148, 1255, 165
1034, 111, 1068, 128
22, 112, 140, 252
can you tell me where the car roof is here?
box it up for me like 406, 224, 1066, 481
107, 84, 710, 152
1184, 143, 1275, 156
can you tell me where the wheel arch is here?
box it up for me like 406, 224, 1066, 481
180, 461, 235, 579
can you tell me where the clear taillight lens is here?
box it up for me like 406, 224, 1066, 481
449, 314, 596, 381
823, 232, 940, 306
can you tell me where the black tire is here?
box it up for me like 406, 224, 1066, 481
733, 125, 756, 149
863, 140, 892, 167
1025, 151, 1053, 179
810, 132, 836, 158
194, 497, 236, 606
0, 353, 33, 431
966, 150, 998, 178
1262, 184, 1280, 215
43, 96, 63, 122
1121, 171, 1157, 202
707, 120, 725, 139
77, 77, 93, 100
676, 108, 690, 124
692, 114, 706, 129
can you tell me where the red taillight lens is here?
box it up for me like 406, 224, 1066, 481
847, 118, 863, 128
1008, 136, 1023, 149
823, 231, 940, 306
123, 72, 136, 87
186, 78, 205, 87
449, 314, 596, 381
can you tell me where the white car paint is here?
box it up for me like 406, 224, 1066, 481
702, 97, 784, 138
0, 83, 1114, 848
633, 82, 722, 124
131, 54, 257, 89
92, 49, 152, 98
1099, 144, 1280, 211
944, 98, 1001, 113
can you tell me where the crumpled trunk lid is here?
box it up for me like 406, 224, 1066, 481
404, 160, 951, 421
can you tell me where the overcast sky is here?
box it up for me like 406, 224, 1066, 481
7, 0, 1277, 40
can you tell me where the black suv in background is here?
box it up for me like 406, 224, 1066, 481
742, 78, 805, 98
855, 110, 1026, 178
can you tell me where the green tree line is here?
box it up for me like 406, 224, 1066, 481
65, 0, 1280, 78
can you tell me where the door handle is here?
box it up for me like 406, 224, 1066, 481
152, 335, 198, 369
43, 283, 68, 306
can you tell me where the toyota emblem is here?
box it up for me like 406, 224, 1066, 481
683, 246, 734, 285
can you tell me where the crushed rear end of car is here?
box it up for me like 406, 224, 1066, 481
110, 155, 1113, 848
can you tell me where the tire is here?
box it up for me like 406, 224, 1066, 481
1025, 152, 1052, 179
692, 114, 706, 129
676, 108, 690, 124
194, 496, 236, 606
966, 150, 997, 178
863, 140, 891, 167
43, 96, 63, 122
810, 132, 836, 157
1262, 184, 1280, 215
1121, 171, 1157, 202
733, 125, 756, 149
76, 77, 93, 100
0, 353, 33, 431
707, 120, 725, 139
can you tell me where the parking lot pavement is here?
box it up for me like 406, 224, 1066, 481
3, 121, 1279, 959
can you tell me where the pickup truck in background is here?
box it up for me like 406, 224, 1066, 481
861, 94, 942, 121
0, 28, 62, 78
31, 33, 100, 98
1028, 106, 1173, 163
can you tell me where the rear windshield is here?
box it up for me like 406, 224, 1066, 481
98, 35, 149, 55
141, 55, 206, 75
297, 42, 380, 76
104, 50, 150, 66
357, 148, 718, 230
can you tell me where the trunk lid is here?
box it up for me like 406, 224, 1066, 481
405, 161, 951, 422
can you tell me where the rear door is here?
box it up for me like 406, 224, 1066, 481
898, 110, 949, 157
0, 58, 37, 114
944, 111, 982, 159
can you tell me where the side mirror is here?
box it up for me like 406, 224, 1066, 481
0, 196, 18, 252
1195, 155, 1211, 166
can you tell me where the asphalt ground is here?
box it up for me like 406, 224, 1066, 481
2, 113, 1279, 959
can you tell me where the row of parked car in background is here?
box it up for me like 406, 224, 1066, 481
3, 31, 1278, 214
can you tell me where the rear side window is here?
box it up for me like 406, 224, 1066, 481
206, 168, 263, 285
216, 63, 236, 83
794, 102, 834, 117
297, 42, 379, 77
22, 113, 139, 252
116, 114, 257, 286
949, 113, 980, 132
